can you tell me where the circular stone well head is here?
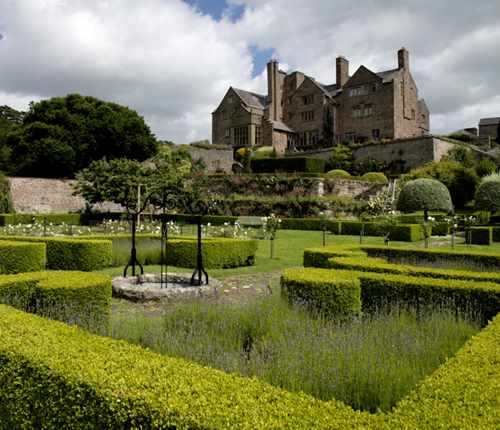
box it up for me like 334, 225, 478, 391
112, 273, 221, 302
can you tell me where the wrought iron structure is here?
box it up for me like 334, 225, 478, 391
190, 217, 209, 286
123, 216, 144, 277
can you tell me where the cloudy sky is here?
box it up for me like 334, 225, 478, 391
1, 0, 499, 143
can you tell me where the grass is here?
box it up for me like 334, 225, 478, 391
109, 293, 480, 413
97, 229, 500, 278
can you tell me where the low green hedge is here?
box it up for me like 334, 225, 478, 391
362, 245, 500, 272
328, 256, 500, 285
0, 282, 498, 426
304, 244, 500, 273
283, 267, 500, 325
0, 213, 81, 226
339, 221, 423, 242
165, 238, 258, 269
494, 226, 500, 242
0, 236, 112, 271
303, 246, 367, 268
280, 218, 341, 233
0, 271, 111, 333
281, 268, 361, 319
466, 227, 493, 245
360, 172, 388, 184
0, 240, 46, 274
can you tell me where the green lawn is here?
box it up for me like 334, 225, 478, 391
97, 229, 500, 279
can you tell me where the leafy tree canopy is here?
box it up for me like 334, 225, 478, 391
74, 146, 205, 215
6, 94, 158, 177
402, 160, 479, 209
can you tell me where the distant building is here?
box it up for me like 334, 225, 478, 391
479, 117, 500, 143
212, 47, 430, 153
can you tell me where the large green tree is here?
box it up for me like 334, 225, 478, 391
6, 94, 158, 177
73, 146, 201, 216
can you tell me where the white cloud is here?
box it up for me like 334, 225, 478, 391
0, 0, 499, 141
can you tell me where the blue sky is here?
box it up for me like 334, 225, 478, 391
183, 0, 271, 77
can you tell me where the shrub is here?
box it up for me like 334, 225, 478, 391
362, 245, 500, 272
338, 221, 422, 242
0, 236, 112, 271
475, 173, 500, 212
397, 178, 453, 213
165, 238, 258, 269
0, 172, 13, 213
303, 246, 367, 268
493, 227, 500, 242
328, 256, 500, 285
0, 271, 111, 333
476, 158, 497, 177
0, 240, 46, 274
251, 157, 326, 174
281, 268, 361, 319
325, 169, 351, 179
403, 160, 478, 209
360, 172, 389, 184
252, 146, 276, 160
466, 227, 493, 245
279, 218, 341, 233
0, 213, 81, 226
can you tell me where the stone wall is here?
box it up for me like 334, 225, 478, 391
187, 145, 234, 173
352, 136, 454, 170
8, 177, 122, 214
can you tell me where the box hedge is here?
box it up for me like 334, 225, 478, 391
283, 267, 500, 325
303, 246, 367, 268
251, 157, 326, 173
0, 279, 498, 426
0, 271, 111, 333
328, 256, 500, 285
0, 236, 112, 271
466, 227, 493, 245
362, 245, 500, 272
281, 268, 361, 319
338, 221, 423, 242
165, 238, 258, 269
280, 218, 341, 233
0, 240, 46, 274
0, 213, 81, 226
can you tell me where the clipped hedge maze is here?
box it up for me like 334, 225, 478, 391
0, 240, 46, 274
0, 271, 111, 333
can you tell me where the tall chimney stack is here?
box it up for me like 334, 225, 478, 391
336, 56, 349, 88
267, 59, 279, 121
398, 47, 409, 70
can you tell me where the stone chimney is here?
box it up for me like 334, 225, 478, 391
267, 59, 279, 121
336, 56, 349, 88
398, 47, 409, 70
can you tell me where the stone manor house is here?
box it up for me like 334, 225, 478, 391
212, 47, 430, 153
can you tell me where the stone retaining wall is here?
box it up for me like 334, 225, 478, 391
8, 177, 122, 214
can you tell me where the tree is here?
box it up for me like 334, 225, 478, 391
328, 144, 353, 170
74, 146, 201, 216
474, 173, 500, 212
7, 94, 158, 177
397, 178, 453, 214
403, 160, 478, 209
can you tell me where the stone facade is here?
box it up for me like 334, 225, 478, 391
8, 177, 122, 214
186, 145, 234, 173
212, 47, 429, 152
352, 137, 454, 171
478, 117, 500, 143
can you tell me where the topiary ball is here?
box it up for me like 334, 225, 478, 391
475, 173, 500, 212
361, 172, 389, 184
397, 178, 453, 213
326, 169, 351, 179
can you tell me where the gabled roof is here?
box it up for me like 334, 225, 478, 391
232, 88, 267, 109
479, 117, 500, 126
376, 68, 401, 83
269, 120, 294, 133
